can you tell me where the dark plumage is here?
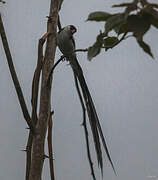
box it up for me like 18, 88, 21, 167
57, 25, 116, 175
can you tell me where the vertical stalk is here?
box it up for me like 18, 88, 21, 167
29, 0, 60, 179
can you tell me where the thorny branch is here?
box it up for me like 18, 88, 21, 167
0, 13, 35, 133
25, 32, 50, 180
31, 32, 50, 123
29, 0, 59, 178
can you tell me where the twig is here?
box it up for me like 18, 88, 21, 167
113, 31, 128, 46
74, 33, 127, 53
75, 48, 88, 52
47, 55, 65, 85
0, 13, 35, 133
103, 32, 128, 49
57, 15, 62, 31
47, 111, 55, 180
47, 49, 88, 85
73, 73, 96, 180
47, 48, 87, 85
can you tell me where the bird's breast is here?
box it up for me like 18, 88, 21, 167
57, 31, 75, 56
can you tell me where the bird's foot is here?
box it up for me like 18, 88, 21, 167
61, 55, 67, 62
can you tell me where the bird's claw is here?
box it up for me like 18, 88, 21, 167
61, 55, 66, 62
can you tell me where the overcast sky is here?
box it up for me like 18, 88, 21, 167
0, 0, 158, 180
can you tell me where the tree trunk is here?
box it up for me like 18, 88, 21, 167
29, 0, 60, 179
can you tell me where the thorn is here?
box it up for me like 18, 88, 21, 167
44, 154, 55, 160
21, 149, 27, 152
46, 16, 53, 23
44, 154, 49, 159
50, 110, 54, 116
81, 120, 86, 126
81, 122, 84, 126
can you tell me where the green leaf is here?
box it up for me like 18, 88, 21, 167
127, 14, 151, 38
137, 39, 154, 58
87, 11, 112, 21
114, 23, 128, 35
87, 34, 103, 60
105, 13, 126, 35
0, 0, 5, 3
150, 16, 158, 29
96, 33, 103, 45
87, 45, 101, 61
112, 2, 138, 14
143, 8, 158, 29
103, 37, 119, 51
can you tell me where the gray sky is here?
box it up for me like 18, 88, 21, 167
0, 0, 158, 180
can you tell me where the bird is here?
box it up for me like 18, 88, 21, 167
56, 25, 116, 175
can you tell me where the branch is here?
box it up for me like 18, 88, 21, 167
47, 48, 88, 86
25, 132, 33, 180
47, 48, 89, 83
73, 73, 96, 180
47, 111, 55, 180
47, 55, 65, 85
29, 0, 60, 179
75, 48, 88, 52
25, 32, 50, 180
0, 13, 35, 133
47, 48, 88, 85
103, 32, 128, 49
31, 32, 50, 123
113, 31, 128, 46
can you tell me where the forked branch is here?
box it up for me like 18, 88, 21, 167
25, 32, 50, 180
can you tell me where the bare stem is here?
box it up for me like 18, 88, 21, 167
0, 13, 35, 132
47, 111, 55, 180
25, 32, 50, 180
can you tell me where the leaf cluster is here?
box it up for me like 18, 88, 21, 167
87, 0, 158, 60
0, 0, 5, 4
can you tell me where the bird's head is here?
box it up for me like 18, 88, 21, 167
64, 25, 77, 35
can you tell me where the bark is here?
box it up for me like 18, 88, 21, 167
25, 33, 48, 180
29, 0, 60, 179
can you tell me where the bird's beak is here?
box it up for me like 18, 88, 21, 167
71, 29, 76, 34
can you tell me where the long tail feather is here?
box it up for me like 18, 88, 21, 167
73, 73, 97, 180
69, 56, 116, 174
